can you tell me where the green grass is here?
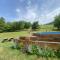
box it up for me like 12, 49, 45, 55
39, 24, 54, 32
0, 42, 59, 60
0, 42, 38, 60
0, 42, 60, 60
0, 31, 29, 39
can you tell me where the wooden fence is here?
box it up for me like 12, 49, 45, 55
20, 36, 60, 49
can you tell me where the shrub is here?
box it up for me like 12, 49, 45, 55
25, 45, 56, 57
26, 45, 39, 55
55, 48, 60, 58
12, 43, 60, 58
43, 48, 55, 57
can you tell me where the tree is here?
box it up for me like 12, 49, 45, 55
0, 17, 5, 32
18, 21, 25, 30
11, 21, 25, 31
12, 21, 19, 31
32, 21, 39, 30
24, 22, 31, 29
54, 15, 60, 30
4, 22, 13, 32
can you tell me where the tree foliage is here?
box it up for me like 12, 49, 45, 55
32, 21, 39, 30
24, 22, 31, 29
0, 17, 40, 32
0, 17, 5, 32
4, 22, 13, 32
54, 15, 60, 29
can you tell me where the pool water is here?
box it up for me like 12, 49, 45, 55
36, 32, 60, 35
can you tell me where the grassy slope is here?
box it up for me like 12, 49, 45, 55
39, 24, 54, 32
0, 31, 29, 39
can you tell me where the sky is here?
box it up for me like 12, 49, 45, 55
0, 0, 60, 24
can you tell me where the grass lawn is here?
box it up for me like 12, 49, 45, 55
0, 31, 29, 39
0, 42, 59, 60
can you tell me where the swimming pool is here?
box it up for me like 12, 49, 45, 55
35, 32, 60, 35
32, 32, 60, 42
33, 32, 60, 36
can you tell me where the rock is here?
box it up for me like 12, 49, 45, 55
8, 38, 14, 42
1, 38, 8, 43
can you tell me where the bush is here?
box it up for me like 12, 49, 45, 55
26, 45, 39, 55
32, 21, 39, 31
25, 45, 57, 57
12, 43, 60, 58
55, 48, 60, 58
43, 48, 55, 57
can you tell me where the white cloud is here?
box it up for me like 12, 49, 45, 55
25, 9, 36, 20
46, 8, 60, 18
15, 8, 21, 20
17, 0, 60, 24
39, 7, 60, 24
16, 8, 20, 13
16, 7, 60, 24
23, 0, 38, 22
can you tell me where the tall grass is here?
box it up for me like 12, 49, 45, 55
21, 44, 60, 58
0, 42, 60, 60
